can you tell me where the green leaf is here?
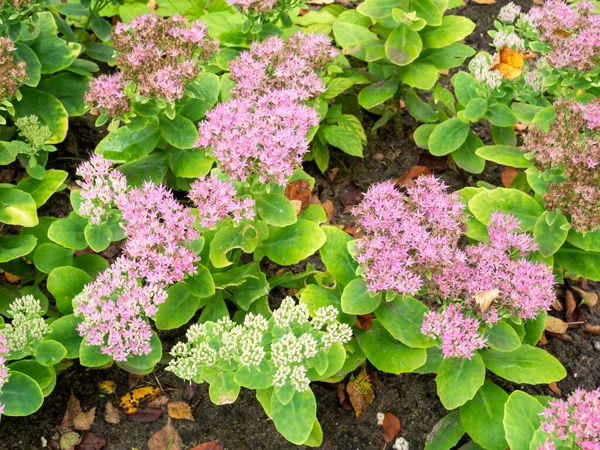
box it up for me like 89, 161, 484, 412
533, 211, 569, 257
555, 243, 600, 281
13, 87, 69, 144
436, 353, 485, 409
358, 79, 399, 109
159, 114, 199, 149
262, 219, 327, 266
38, 73, 90, 117
523, 313, 546, 347
419, 43, 475, 70
503, 391, 544, 450
424, 411, 465, 450
485, 102, 518, 127
491, 126, 517, 146
45, 314, 82, 359
14, 43, 41, 87
375, 296, 435, 348
403, 89, 438, 123
356, 0, 398, 18
566, 229, 600, 252
463, 98, 488, 121
79, 342, 113, 368
356, 320, 427, 374
303, 420, 323, 447
185, 265, 216, 298
332, 22, 379, 61
413, 124, 437, 149
116, 331, 162, 375
320, 227, 358, 286
0, 371, 44, 416
474, 145, 530, 168
481, 345, 566, 384
385, 24, 422, 66
16, 169, 68, 207
341, 278, 381, 314
299, 285, 354, 327
31, 38, 81, 74
209, 371, 241, 405
486, 321, 521, 352
511, 103, 543, 124
0, 187, 38, 227
33, 243, 73, 274
96, 123, 161, 163
459, 380, 508, 450
0, 142, 20, 165
209, 222, 260, 268
178, 73, 221, 122
255, 193, 297, 227
322, 125, 363, 157
119, 151, 169, 186
469, 188, 543, 231
398, 62, 439, 90
271, 390, 317, 445
155, 282, 202, 330
234, 364, 274, 390
0, 235, 37, 263
48, 212, 88, 250
90, 11, 112, 41
35, 339, 67, 366
452, 131, 485, 174
429, 118, 470, 156
47, 266, 92, 315
8, 360, 54, 391
420, 16, 476, 49
405, 0, 443, 25
451, 72, 478, 105
169, 148, 213, 178
531, 106, 556, 133
84, 223, 112, 252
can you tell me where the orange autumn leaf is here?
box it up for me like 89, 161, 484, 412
167, 401, 195, 421
120, 386, 161, 414
501, 167, 518, 188
492, 47, 524, 80
346, 366, 374, 418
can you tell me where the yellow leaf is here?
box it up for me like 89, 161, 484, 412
492, 47, 524, 80
167, 401, 195, 421
119, 386, 161, 414
98, 380, 117, 395
346, 366, 374, 418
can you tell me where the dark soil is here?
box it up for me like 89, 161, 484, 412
2, 1, 600, 449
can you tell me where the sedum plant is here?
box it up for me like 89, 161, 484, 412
167, 298, 353, 445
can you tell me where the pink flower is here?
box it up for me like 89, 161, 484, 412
85, 73, 130, 117
582, 99, 600, 130
226, 0, 277, 14
498, 2, 521, 22
0, 37, 27, 102
196, 89, 318, 185
189, 174, 255, 228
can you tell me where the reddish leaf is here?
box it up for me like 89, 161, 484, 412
383, 412, 401, 443
322, 200, 334, 223
548, 382, 562, 397
285, 179, 312, 210
339, 182, 363, 208
501, 167, 518, 188
75, 432, 106, 450
395, 166, 431, 187
127, 407, 162, 423
355, 314, 373, 331
190, 443, 223, 450
346, 367, 374, 417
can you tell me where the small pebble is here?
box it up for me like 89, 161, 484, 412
393, 437, 409, 450
376, 412, 385, 425
593, 340, 600, 352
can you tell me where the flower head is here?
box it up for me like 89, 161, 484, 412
226, 0, 277, 14
85, 73, 130, 117
499, 2, 521, 22
469, 53, 503, 89
0, 37, 27, 102
1, 295, 48, 356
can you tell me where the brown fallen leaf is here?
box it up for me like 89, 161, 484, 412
290, 199, 303, 216
148, 395, 170, 408
60, 432, 81, 450
346, 366, 374, 418
127, 407, 162, 423
548, 382, 562, 396
168, 401, 194, 421
355, 314, 373, 331
73, 407, 97, 431
395, 166, 431, 188
539, 333, 548, 345
75, 432, 106, 450
182, 384, 199, 403
565, 290, 577, 314
572, 286, 598, 307
545, 316, 569, 334
3, 272, 20, 284
473, 0, 495, 4
190, 442, 223, 450
473, 289, 500, 313
501, 167, 518, 188
339, 182, 363, 208
148, 418, 183, 450
120, 386, 161, 414
583, 325, 600, 334
61, 395, 83, 430
344, 224, 364, 239
372, 153, 385, 162
98, 380, 116, 395
383, 412, 401, 443
552, 299, 563, 311
417, 154, 448, 173
104, 402, 120, 424
492, 47, 524, 79
327, 167, 340, 182
322, 200, 334, 223
285, 179, 312, 210
548, 332, 573, 343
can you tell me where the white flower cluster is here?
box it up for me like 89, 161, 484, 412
524, 70, 545, 92
498, 2, 521, 23
493, 31, 525, 51
469, 54, 503, 89
2, 295, 48, 354
166, 297, 353, 393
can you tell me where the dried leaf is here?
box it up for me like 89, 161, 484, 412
322, 200, 334, 223
346, 366, 374, 418
545, 316, 569, 334
127, 407, 163, 423
148, 395, 170, 408
285, 179, 312, 210
355, 314, 373, 331
61, 395, 83, 429
75, 432, 106, 450
60, 432, 81, 450
336, 383, 346, 406
290, 199, 303, 216
565, 290, 577, 323
417, 154, 448, 173
148, 418, 183, 450
327, 167, 340, 182
3, 272, 20, 284
98, 380, 116, 395
120, 386, 161, 414
168, 401, 194, 421
190, 443, 223, 450
339, 182, 363, 208
395, 166, 431, 188
104, 402, 120, 425
583, 325, 600, 334
372, 153, 385, 162
182, 384, 199, 403
383, 412, 401, 443
540, 333, 548, 345
552, 299, 564, 311
472, 0, 495, 4
501, 167, 518, 188
492, 47, 524, 79
572, 286, 598, 307
73, 407, 97, 431
548, 382, 562, 396
473, 289, 500, 313
344, 224, 364, 239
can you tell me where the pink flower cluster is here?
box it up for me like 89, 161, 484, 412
189, 174, 255, 228
583, 99, 600, 130
532, 0, 600, 71
74, 158, 200, 360
422, 304, 487, 359
0, 334, 8, 415
76, 154, 127, 224
84, 73, 130, 117
540, 387, 600, 450
227, 0, 277, 14
524, 98, 600, 232
351, 176, 466, 295
0, 37, 27, 102
229, 32, 339, 102
196, 89, 318, 185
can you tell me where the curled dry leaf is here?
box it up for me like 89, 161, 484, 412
395, 166, 431, 188
148, 418, 183, 450
473, 289, 500, 313
583, 325, 600, 334
127, 407, 163, 423
548, 382, 562, 397
73, 407, 97, 431
355, 314, 373, 331
472, 0, 496, 4
168, 401, 195, 421
545, 316, 569, 334
75, 432, 106, 450
3, 272, 20, 284
120, 386, 161, 414
327, 167, 340, 182
60, 432, 81, 450
290, 199, 303, 216
552, 299, 564, 311
501, 167, 518, 188
61, 395, 83, 430
339, 181, 363, 208
572, 286, 598, 307
383, 412, 401, 443
190, 442, 224, 450
148, 395, 170, 408
285, 179, 312, 210
346, 366, 374, 418
104, 402, 120, 425
492, 47, 524, 79
322, 200, 334, 223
